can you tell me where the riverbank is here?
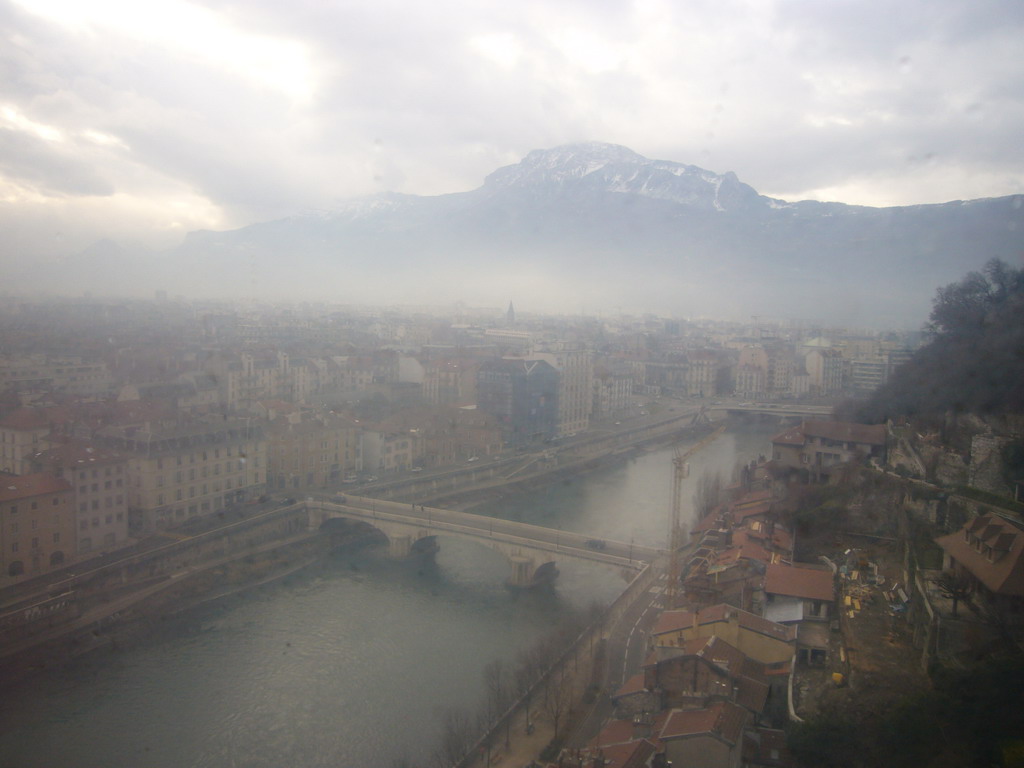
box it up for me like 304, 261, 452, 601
0, 420, 718, 692
434, 421, 720, 512
0, 524, 381, 689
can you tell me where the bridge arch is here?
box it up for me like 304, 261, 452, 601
306, 499, 653, 589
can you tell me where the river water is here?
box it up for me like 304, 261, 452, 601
0, 423, 775, 768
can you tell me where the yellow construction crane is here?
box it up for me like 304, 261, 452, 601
667, 424, 726, 607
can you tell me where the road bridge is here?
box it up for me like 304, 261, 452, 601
716, 403, 835, 418
306, 496, 663, 588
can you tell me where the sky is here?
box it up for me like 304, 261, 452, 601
2, 0, 1023, 262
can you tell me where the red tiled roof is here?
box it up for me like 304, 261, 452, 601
743, 727, 793, 767
802, 420, 886, 446
596, 740, 657, 768
935, 514, 1024, 596
735, 675, 770, 715
731, 501, 773, 521
736, 609, 798, 642
652, 604, 797, 643
764, 563, 835, 602
613, 673, 648, 698
771, 420, 886, 448
734, 489, 772, 507
771, 425, 805, 446
660, 701, 748, 744
715, 534, 773, 567
0, 406, 71, 431
0, 472, 72, 501
652, 609, 695, 636
30, 439, 125, 469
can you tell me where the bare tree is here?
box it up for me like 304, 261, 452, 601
934, 569, 973, 617
482, 659, 509, 723
433, 706, 475, 768
542, 666, 576, 742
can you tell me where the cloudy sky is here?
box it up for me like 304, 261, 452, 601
2, 0, 1023, 261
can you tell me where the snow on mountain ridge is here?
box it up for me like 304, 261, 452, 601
483, 142, 754, 211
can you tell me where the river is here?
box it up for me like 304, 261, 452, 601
0, 422, 776, 768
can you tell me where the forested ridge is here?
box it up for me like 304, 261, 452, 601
859, 258, 1024, 421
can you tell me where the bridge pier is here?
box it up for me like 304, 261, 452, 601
506, 556, 559, 589
388, 535, 412, 558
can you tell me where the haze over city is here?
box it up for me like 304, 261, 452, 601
3, 3, 1024, 765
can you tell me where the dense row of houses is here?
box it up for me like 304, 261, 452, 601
543, 444, 851, 768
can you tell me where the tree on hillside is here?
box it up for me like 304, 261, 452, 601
933, 569, 973, 617
861, 259, 1024, 422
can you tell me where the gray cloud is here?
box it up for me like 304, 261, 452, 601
0, 127, 115, 196
0, 0, 1021, 262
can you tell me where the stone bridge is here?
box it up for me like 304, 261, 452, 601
305, 495, 663, 588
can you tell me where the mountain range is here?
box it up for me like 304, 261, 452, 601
50, 143, 1024, 327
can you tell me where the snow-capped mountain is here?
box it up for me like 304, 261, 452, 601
59, 143, 1024, 327
482, 142, 765, 213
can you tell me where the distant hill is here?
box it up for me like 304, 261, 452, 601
60, 143, 1024, 326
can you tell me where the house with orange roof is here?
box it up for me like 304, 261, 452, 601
763, 562, 836, 664
651, 604, 796, 666
771, 419, 886, 480
659, 700, 749, 768
935, 512, 1024, 622
641, 635, 769, 719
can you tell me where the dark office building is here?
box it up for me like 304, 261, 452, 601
476, 358, 559, 448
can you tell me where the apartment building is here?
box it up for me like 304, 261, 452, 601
477, 358, 559, 448
97, 419, 267, 532
530, 346, 593, 436
27, 440, 130, 555
266, 411, 362, 490
0, 472, 76, 582
0, 406, 68, 474
0, 354, 113, 397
